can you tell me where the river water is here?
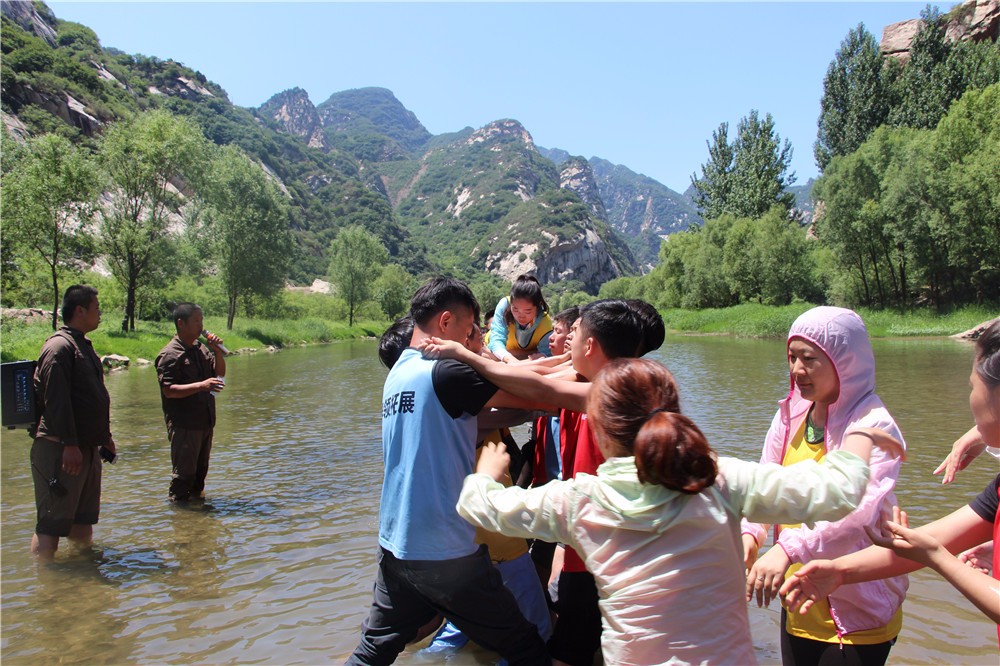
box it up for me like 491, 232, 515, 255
1, 336, 996, 664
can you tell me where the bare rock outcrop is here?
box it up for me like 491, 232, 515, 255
882, 0, 999, 60
559, 157, 610, 224
486, 227, 621, 292
1, 1, 57, 46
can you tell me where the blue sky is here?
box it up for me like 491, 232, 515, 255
48, 1, 936, 193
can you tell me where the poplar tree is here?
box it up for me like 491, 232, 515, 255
815, 24, 889, 171
691, 111, 795, 220
97, 110, 207, 332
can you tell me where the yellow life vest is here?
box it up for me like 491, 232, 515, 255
507, 313, 553, 353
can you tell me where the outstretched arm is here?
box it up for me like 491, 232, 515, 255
422, 337, 589, 412
781, 504, 993, 615
866, 507, 1000, 623
933, 425, 985, 484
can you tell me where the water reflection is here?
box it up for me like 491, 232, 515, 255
1, 337, 994, 664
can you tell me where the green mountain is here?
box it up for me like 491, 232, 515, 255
1, 3, 430, 283
377, 120, 637, 291
3, 2, 644, 293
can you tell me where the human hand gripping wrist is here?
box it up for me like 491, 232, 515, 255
476, 442, 511, 483
742, 533, 760, 573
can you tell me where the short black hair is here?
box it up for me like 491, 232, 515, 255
61, 285, 98, 324
553, 306, 580, 328
580, 299, 643, 361
379, 316, 414, 369
627, 299, 665, 356
172, 302, 202, 330
409, 277, 480, 327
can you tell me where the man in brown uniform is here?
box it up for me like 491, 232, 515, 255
31, 284, 115, 559
155, 303, 226, 504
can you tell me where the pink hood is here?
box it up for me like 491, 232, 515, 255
744, 306, 908, 635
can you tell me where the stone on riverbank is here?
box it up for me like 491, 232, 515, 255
951, 317, 1000, 340
101, 354, 130, 371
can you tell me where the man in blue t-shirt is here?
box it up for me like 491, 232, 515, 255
348, 277, 547, 665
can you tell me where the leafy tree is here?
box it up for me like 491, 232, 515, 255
885, 6, 999, 131
97, 110, 208, 331
815, 24, 889, 171
646, 217, 735, 309
328, 225, 388, 326
2, 133, 99, 329
372, 263, 413, 320
204, 145, 292, 329
924, 83, 1000, 304
690, 122, 734, 220
722, 208, 816, 305
691, 111, 795, 220
730, 111, 796, 218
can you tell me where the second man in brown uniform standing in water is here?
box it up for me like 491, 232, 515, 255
155, 303, 226, 504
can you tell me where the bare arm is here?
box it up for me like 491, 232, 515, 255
423, 337, 589, 412
781, 504, 993, 614
868, 508, 1000, 623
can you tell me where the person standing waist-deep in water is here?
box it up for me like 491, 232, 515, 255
155, 302, 226, 504
30, 284, 116, 560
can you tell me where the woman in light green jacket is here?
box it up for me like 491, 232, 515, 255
457, 358, 902, 666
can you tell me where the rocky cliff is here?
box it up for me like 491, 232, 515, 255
385, 119, 636, 291
257, 87, 326, 149
881, 0, 999, 59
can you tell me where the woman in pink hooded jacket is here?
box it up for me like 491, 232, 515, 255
742, 306, 908, 666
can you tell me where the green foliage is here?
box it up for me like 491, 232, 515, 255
0, 312, 388, 364
328, 225, 389, 326
814, 83, 1000, 309
691, 111, 795, 220
203, 144, 293, 329
97, 110, 210, 331
318, 87, 432, 155
721, 208, 819, 305
659, 303, 994, 339
815, 24, 889, 170
372, 264, 414, 320
1, 132, 100, 329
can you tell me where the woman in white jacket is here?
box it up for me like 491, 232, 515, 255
457, 358, 902, 665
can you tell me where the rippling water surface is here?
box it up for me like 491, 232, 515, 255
1, 336, 995, 664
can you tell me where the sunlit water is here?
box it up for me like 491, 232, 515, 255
1, 336, 996, 664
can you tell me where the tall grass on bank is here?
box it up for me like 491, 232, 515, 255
0, 316, 388, 364
661, 303, 998, 339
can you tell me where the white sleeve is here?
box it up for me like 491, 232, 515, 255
720, 451, 871, 528
457, 473, 575, 545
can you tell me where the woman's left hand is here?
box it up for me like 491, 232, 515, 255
746, 544, 790, 608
